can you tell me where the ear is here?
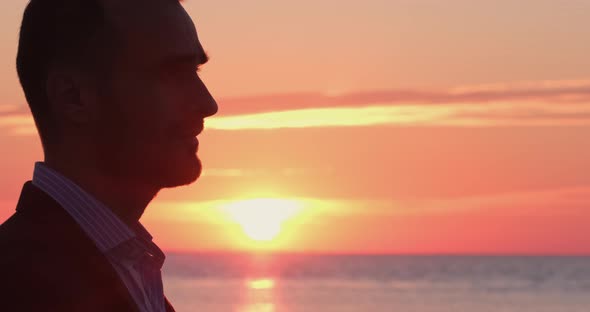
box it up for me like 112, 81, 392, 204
46, 68, 90, 124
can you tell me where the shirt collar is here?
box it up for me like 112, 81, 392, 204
31, 162, 152, 254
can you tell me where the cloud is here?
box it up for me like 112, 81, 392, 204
0, 104, 35, 135
206, 101, 590, 130
0, 104, 30, 116
202, 167, 335, 178
204, 80, 590, 129
396, 185, 590, 217
0, 113, 35, 136
327, 185, 590, 217
4, 79, 590, 134
217, 79, 590, 116
143, 185, 590, 225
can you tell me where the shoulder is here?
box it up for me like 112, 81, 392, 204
0, 211, 71, 309
0, 195, 102, 284
0, 209, 49, 270
0, 186, 106, 310
0, 209, 71, 287
0, 182, 140, 311
0, 209, 133, 311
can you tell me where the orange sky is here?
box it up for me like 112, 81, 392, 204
1, 0, 590, 254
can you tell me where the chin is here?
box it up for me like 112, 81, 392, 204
154, 156, 202, 189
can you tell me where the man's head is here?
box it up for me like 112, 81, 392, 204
17, 0, 218, 189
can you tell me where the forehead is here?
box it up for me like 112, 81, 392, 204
101, 0, 203, 66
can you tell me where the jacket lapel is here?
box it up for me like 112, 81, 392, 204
15, 181, 142, 312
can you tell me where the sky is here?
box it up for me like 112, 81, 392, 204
1, 0, 590, 254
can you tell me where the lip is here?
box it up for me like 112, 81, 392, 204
176, 122, 204, 149
179, 136, 199, 154
188, 136, 199, 148
184, 128, 204, 139
192, 128, 204, 137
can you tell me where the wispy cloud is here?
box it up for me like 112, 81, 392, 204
218, 79, 590, 116
143, 186, 590, 232
396, 185, 590, 217
0, 104, 24, 114
206, 80, 590, 129
0, 104, 35, 135
207, 101, 590, 130
143, 185, 590, 227
0, 112, 35, 136
202, 167, 335, 178
4, 80, 590, 134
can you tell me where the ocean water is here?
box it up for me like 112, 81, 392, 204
162, 253, 590, 312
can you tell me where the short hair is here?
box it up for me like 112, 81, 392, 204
16, 0, 109, 146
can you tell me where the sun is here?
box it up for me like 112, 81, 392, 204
219, 198, 303, 242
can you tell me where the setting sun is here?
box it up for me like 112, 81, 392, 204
219, 198, 303, 242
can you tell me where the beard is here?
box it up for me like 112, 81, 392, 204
95, 134, 203, 191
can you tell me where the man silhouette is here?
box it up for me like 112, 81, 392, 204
0, 0, 217, 311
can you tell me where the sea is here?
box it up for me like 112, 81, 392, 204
162, 253, 590, 312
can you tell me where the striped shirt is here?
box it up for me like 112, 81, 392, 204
32, 162, 166, 312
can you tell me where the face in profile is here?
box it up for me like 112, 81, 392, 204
92, 0, 218, 189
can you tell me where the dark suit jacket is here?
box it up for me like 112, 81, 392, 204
0, 182, 175, 312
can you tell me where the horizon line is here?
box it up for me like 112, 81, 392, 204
162, 249, 590, 257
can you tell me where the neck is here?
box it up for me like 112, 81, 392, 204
43, 152, 159, 225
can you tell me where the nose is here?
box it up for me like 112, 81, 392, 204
192, 76, 218, 118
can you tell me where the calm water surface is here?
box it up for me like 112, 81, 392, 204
163, 253, 590, 312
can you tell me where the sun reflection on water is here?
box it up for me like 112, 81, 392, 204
247, 278, 276, 290
239, 278, 277, 312
239, 303, 276, 312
